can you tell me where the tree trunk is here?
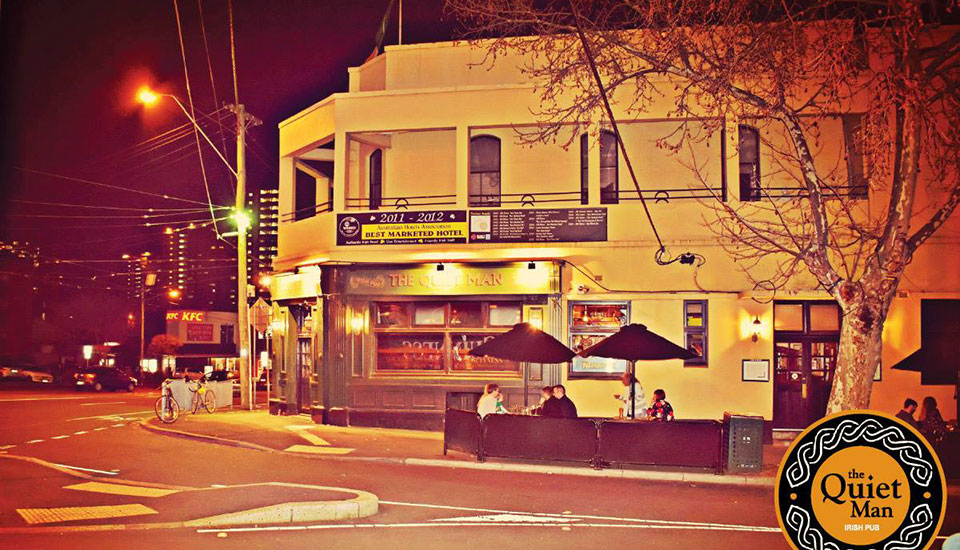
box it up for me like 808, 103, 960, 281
826, 306, 885, 413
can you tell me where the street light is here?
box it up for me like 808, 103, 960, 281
137, 86, 259, 410
168, 289, 181, 299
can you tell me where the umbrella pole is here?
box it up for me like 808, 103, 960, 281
523, 362, 529, 408
629, 360, 636, 419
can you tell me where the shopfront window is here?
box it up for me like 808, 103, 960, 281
374, 300, 522, 375
683, 300, 708, 366
569, 301, 630, 378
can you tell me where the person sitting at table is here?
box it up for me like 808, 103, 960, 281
919, 396, 948, 444
647, 389, 674, 422
614, 373, 646, 419
532, 386, 553, 415
542, 384, 578, 418
477, 383, 505, 418
896, 398, 920, 429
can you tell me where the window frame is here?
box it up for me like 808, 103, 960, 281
372, 299, 522, 376
469, 135, 501, 207
599, 130, 619, 205
683, 300, 708, 366
738, 125, 761, 202
580, 133, 589, 205
568, 301, 631, 379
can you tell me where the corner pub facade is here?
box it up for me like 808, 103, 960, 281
267, 38, 960, 433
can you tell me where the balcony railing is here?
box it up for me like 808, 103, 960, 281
756, 184, 868, 200
469, 191, 583, 208
344, 194, 457, 210
607, 185, 727, 204
280, 200, 333, 223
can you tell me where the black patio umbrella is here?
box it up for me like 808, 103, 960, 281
470, 322, 576, 406
579, 323, 698, 419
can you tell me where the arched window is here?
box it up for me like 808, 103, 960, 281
580, 134, 589, 205
469, 136, 501, 207
599, 130, 618, 204
738, 125, 761, 201
369, 149, 383, 210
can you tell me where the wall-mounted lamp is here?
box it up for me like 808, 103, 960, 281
436, 263, 445, 272
751, 315, 762, 342
350, 314, 365, 334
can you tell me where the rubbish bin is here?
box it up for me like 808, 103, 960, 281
723, 413, 764, 473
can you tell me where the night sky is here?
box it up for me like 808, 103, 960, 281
0, 0, 451, 270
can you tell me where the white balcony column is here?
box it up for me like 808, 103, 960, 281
278, 156, 296, 217
455, 125, 469, 208
333, 129, 348, 212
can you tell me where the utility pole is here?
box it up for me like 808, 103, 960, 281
230, 103, 260, 410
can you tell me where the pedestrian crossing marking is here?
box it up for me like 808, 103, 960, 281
285, 425, 332, 446
64, 481, 180, 498
17, 504, 157, 525
283, 444, 355, 455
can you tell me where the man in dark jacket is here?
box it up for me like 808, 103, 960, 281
542, 384, 578, 418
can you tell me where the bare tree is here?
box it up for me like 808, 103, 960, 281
446, 0, 960, 411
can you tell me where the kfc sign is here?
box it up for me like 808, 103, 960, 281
166, 311, 205, 322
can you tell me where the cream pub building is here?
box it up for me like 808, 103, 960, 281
267, 38, 960, 432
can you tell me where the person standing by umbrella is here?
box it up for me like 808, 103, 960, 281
614, 373, 646, 419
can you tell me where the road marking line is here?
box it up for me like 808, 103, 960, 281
64, 482, 179, 498
378, 500, 781, 532
433, 513, 578, 523
52, 463, 119, 476
17, 504, 157, 525
286, 425, 332, 446
111, 423, 125, 427
69, 410, 153, 421
50, 435, 69, 440
0, 445, 16, 450
0, 397, 91, 402
283, 444, 355, 455
25, 439, 43, 444
79, 402, 126, 406
73, 431, 89, 435
93, 427, 108, 431
198, 521, 783, 534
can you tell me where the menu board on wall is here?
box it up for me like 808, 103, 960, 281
337, 210, 467, 246
469, 208, 607, 243
186, 323, 214, 343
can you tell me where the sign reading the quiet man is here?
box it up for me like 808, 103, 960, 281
341, 263, 560, 296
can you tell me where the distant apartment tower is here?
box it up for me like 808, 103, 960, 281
161, 225, 236, 311
246, 187, 278, 289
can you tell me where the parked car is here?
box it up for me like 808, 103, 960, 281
74, 368, 138, 392
0, 364, 53, 383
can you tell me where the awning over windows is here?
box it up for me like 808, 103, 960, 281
891, 299, 960, 385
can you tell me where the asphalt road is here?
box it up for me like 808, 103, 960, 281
0, 384, 956, 549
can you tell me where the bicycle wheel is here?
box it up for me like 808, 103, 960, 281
202, 390, 217, 414
155, 395, 180, 423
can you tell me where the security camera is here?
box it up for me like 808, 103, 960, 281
576, 285, 590, 294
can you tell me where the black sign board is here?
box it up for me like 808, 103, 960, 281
336, 210, 467, 246
468, 208, 607, 243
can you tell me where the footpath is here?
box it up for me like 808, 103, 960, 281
140, 410, 789, 487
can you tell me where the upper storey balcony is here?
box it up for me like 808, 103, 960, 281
274, 43, 875, 273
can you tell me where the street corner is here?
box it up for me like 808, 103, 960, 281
0, 452, 379, 533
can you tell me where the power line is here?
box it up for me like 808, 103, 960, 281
227, 0, 240, 106
14, 167, 211, 206
173, 0, 221, 239
197, 0, 231, 166
9, 199, 225, 212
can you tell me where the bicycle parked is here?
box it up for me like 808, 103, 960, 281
154, 378, 180, 424
188, 376, 217, 415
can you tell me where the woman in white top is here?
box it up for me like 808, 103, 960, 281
477, 383, 505, 418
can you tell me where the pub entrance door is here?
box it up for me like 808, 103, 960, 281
296, 337, 313, 414
773, 301, 841, 429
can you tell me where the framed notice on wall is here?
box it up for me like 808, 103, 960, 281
742, 359, 770, 382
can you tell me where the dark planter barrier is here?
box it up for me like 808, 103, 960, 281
935, 432, 960, 479
482, 414, 598, 465
444, 408, 482, 456
599, 419, 723, 472
443, 409, 727, 473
